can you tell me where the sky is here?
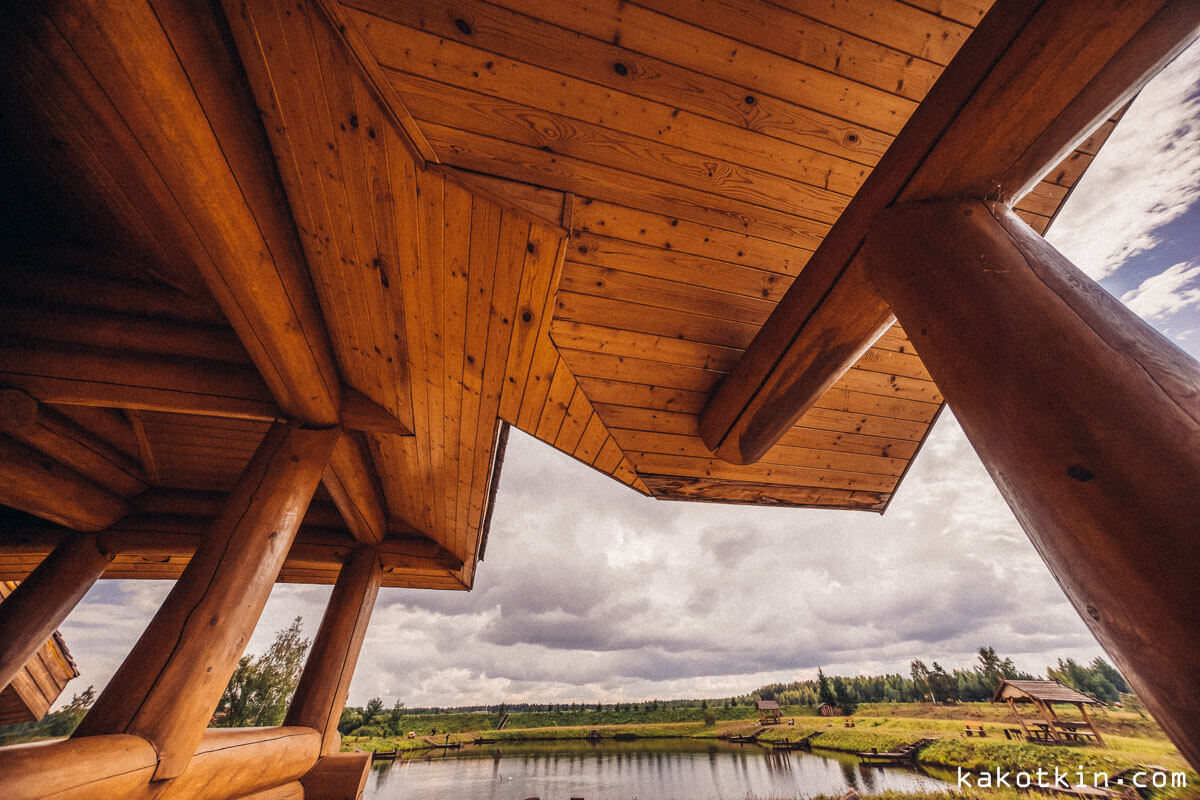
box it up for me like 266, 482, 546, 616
56, 40, 1200, 712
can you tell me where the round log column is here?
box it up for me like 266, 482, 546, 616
285, 545, 382, 755
73, 421, 340, 779
0, 532, 113, 690
860, 199, 1200, 769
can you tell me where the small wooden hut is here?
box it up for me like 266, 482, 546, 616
756, 699, 782, 724
994, 680, 1105, 745
0, 581, 79, 726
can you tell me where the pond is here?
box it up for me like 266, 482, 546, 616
363, 739, 954, 800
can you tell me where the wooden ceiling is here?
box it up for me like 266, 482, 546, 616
0, 0, 1122, 588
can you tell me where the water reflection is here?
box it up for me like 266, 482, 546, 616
364, 739, 951, 800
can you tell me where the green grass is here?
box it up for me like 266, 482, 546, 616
342, 701, 1196, 798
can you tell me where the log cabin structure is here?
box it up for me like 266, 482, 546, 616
0, 0, 1197, 796
0, 581, 79, 727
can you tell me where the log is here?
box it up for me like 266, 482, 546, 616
300, 752, 372, 800
700, 0, 1200, 464
154, 727, 320, 800
323, 435, 388, 545
860, 199, 1200, 770
0, 733, 157, 800
0, 727, 318, 800
19, 0, 344, 426
235, 782, 305, 800
73, 422, 340, 779
0, 532, 113, 690
0, 434, 130, 531
0, 341, 279, 421
0, 389, 148, 496
286, 547, 383, 754
0, 511, 463, 577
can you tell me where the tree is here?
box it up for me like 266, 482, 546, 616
832, 677, 858, 716
212, 616, 310, 727
363, 697, 385, 725
910, 659, 935, 702
817, 668, 837, 708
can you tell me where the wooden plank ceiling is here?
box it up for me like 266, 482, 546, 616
337, 0, 1121, 511
0, 0, 1123, 589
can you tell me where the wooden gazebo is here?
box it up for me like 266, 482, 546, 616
0, 0, 1198, 796
994, 680, 1105, 746
756, 699, 782, 724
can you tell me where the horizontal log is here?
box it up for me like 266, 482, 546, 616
0, 727, 318, 800
0, 511, 463, 575
0, 342, 279, 421
0, 434, 130, 531
1, 344, 415, 438
0, 301, 252, 364
234, 782, 304, 800
700, 0, 1200, 464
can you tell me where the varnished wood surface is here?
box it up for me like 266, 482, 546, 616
74, 423, 339, 779
299, 752, 372, 800
286, 546, 383, 755
699, 0, 1198, 465
0, 536, 108, 691
862, 199, 1200, 770
0, 727, 319, 800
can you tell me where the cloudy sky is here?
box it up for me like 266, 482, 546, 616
59, 41, 1200, 711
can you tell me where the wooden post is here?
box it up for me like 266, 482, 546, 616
1007, 698, 1033, 742
73, 422, 340, 779
861, 199, 1200, 768
1079, 704, 1105, 747
0, 532, 113, 690
285, 546, 382, 755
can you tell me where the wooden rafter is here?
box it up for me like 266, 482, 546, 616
700, 0, 1200, 465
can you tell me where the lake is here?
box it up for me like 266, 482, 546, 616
363, 739, 954, 800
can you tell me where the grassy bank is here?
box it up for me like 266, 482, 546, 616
343, 702, 1194, 788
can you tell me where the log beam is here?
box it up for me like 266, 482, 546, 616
8, 0, 344, 426
860, 199, 1200, 769
323, 435, 389, 545
0, 727, 319, 800
73, 422, 340, 779
700, 0, 1200, 465
0, 533, 113, 690
0, 513, 463, 580
0, 389, 148, 497
0, 342, 279, 422
286, 546, 382, 755
0, 434, 130, 531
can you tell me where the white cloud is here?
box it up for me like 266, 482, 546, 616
1120, 260, 1200, 319
1047, 42, 1200, 279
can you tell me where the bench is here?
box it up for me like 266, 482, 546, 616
963, 724, 986, 737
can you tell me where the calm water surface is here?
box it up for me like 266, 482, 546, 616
363, 739, 953, 800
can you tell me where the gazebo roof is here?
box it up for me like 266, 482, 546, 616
993, 679, 1100, 705
756, 700, 781, 711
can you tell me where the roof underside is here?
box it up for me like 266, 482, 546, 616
0, 0, 1123, 588
996, 680, 1100, 705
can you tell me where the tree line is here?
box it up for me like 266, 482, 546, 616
743, 647, 1131, 715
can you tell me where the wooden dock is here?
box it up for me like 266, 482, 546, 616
856, 738, 937, 765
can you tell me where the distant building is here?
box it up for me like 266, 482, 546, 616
756, 699, 782, 724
